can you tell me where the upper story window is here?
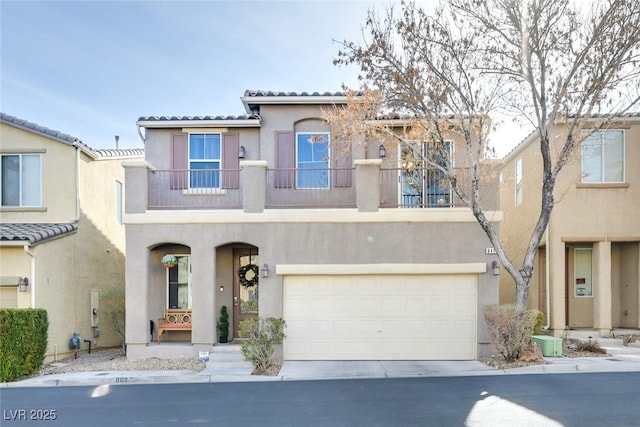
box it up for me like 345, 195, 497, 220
189, 133, 221, 188
296, 132, 330, 188
1, 154, 42, 207
515, 158, 523, 206
581, 130, 624, 183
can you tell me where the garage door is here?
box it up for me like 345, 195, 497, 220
283, 274, 477, 360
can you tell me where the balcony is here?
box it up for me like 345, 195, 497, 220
125, 159, 492, 213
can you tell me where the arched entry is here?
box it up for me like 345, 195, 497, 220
233, 247, 259, 337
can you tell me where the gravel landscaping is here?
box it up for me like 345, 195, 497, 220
34, 348, 206, 377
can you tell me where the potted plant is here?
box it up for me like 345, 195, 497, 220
161, 254, 178, 268
218, 305, 229, 343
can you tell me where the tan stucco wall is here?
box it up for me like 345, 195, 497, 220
1, 122, 139, 359
124, 209, 501, 359
499, 120, 640, 333
0, 123, 78, 222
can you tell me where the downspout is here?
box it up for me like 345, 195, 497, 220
24, 244, 36, 308
136, 123, 146, 145
73, 146, 81, 222
544, 225, 551, 330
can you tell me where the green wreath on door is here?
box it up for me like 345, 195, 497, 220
238, 264, 259, 288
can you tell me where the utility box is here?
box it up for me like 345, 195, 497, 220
531, 335, 563, 357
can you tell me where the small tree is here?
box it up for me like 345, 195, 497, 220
239, 317, 286, 375
100, 287, 125, 351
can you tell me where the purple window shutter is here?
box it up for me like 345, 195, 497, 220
332, 142, 352, 188
275, 131, 294, 188
171, 134, 188, 189
222, 133, 240, 189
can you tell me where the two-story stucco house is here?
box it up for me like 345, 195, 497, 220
0, 113, 143, 360
499, 115, 640, 337
124, 90, 502, 362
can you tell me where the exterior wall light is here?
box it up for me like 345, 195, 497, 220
260, 263, 269, 278
219, 285, 224, 292
238, 146, 246, 159
491, 260, 500, 276
18, 277, 29, 292
378, 144, 386, 158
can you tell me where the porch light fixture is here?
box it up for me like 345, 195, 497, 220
238, 145, 246, 159
491, 260, 500, 276
219, 285, 224, 292
378, 144, 386, 158
18, 277, 29, 292
260, 263, 269, 278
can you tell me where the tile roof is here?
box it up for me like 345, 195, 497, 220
137, 114, 260, 122
94, 148, 145, 158
1, 112, 85, 146
243, 90, 350, 97
0, 223, 78, 245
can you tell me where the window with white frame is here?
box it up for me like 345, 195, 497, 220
1, 154, 42, 207
515, 158, 523, 206
167, 255, 191, 309
296, 132, 330, 188
581, 130, 624, 183
189, 133, 221, 188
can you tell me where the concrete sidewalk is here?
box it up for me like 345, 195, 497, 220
4, 330, 640, 388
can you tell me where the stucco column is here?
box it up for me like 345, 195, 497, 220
122, 160, 154, 214
190, 244, 215, 347
125, 231, 149, 350
241, 160, 267, 213
354, 159, 381, 212
593, 241, 612, 336
549, 235, 566, 336
637, 243, 640, 329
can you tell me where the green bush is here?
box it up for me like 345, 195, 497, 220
218, 306, 229, 342
530, 309, 545, 336
483, 304, 537, 362
0, 309, 49, 382
239, 317, 286, 374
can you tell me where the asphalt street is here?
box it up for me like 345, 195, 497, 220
2, 372, 639, 427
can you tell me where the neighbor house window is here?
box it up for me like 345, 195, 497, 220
167, 255, 191, 309
296, 132, 329, 188
515, 158, 523, 206
189, 133, 221, 188
581, 130, 624, 183
1, 154, 42, 207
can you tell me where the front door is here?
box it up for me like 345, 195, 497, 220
233, 248, 259, 337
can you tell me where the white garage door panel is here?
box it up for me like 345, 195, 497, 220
284, 274, 477, 360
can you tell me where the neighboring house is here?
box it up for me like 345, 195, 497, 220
499, 116, 640, 337
124, 90, 502, 362
0, 113, 144, 360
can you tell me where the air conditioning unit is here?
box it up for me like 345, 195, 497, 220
531, 335, 563, 357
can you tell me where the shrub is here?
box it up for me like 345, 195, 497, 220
101, 287, 125, 350
218, 306, 229, 342
0, 309, 49, 382
483, 304, 537, 362
530, 309, 545, 336
239, 317, 286, 374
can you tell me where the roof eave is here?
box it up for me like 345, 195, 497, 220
136, 119, 262, 129
241, 96, 349, 113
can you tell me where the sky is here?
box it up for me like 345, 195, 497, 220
1, 0, 526, 155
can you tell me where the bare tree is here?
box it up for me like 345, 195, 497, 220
329, 0, 640, 306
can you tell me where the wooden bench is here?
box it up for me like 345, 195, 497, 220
157, 309, 192, 342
